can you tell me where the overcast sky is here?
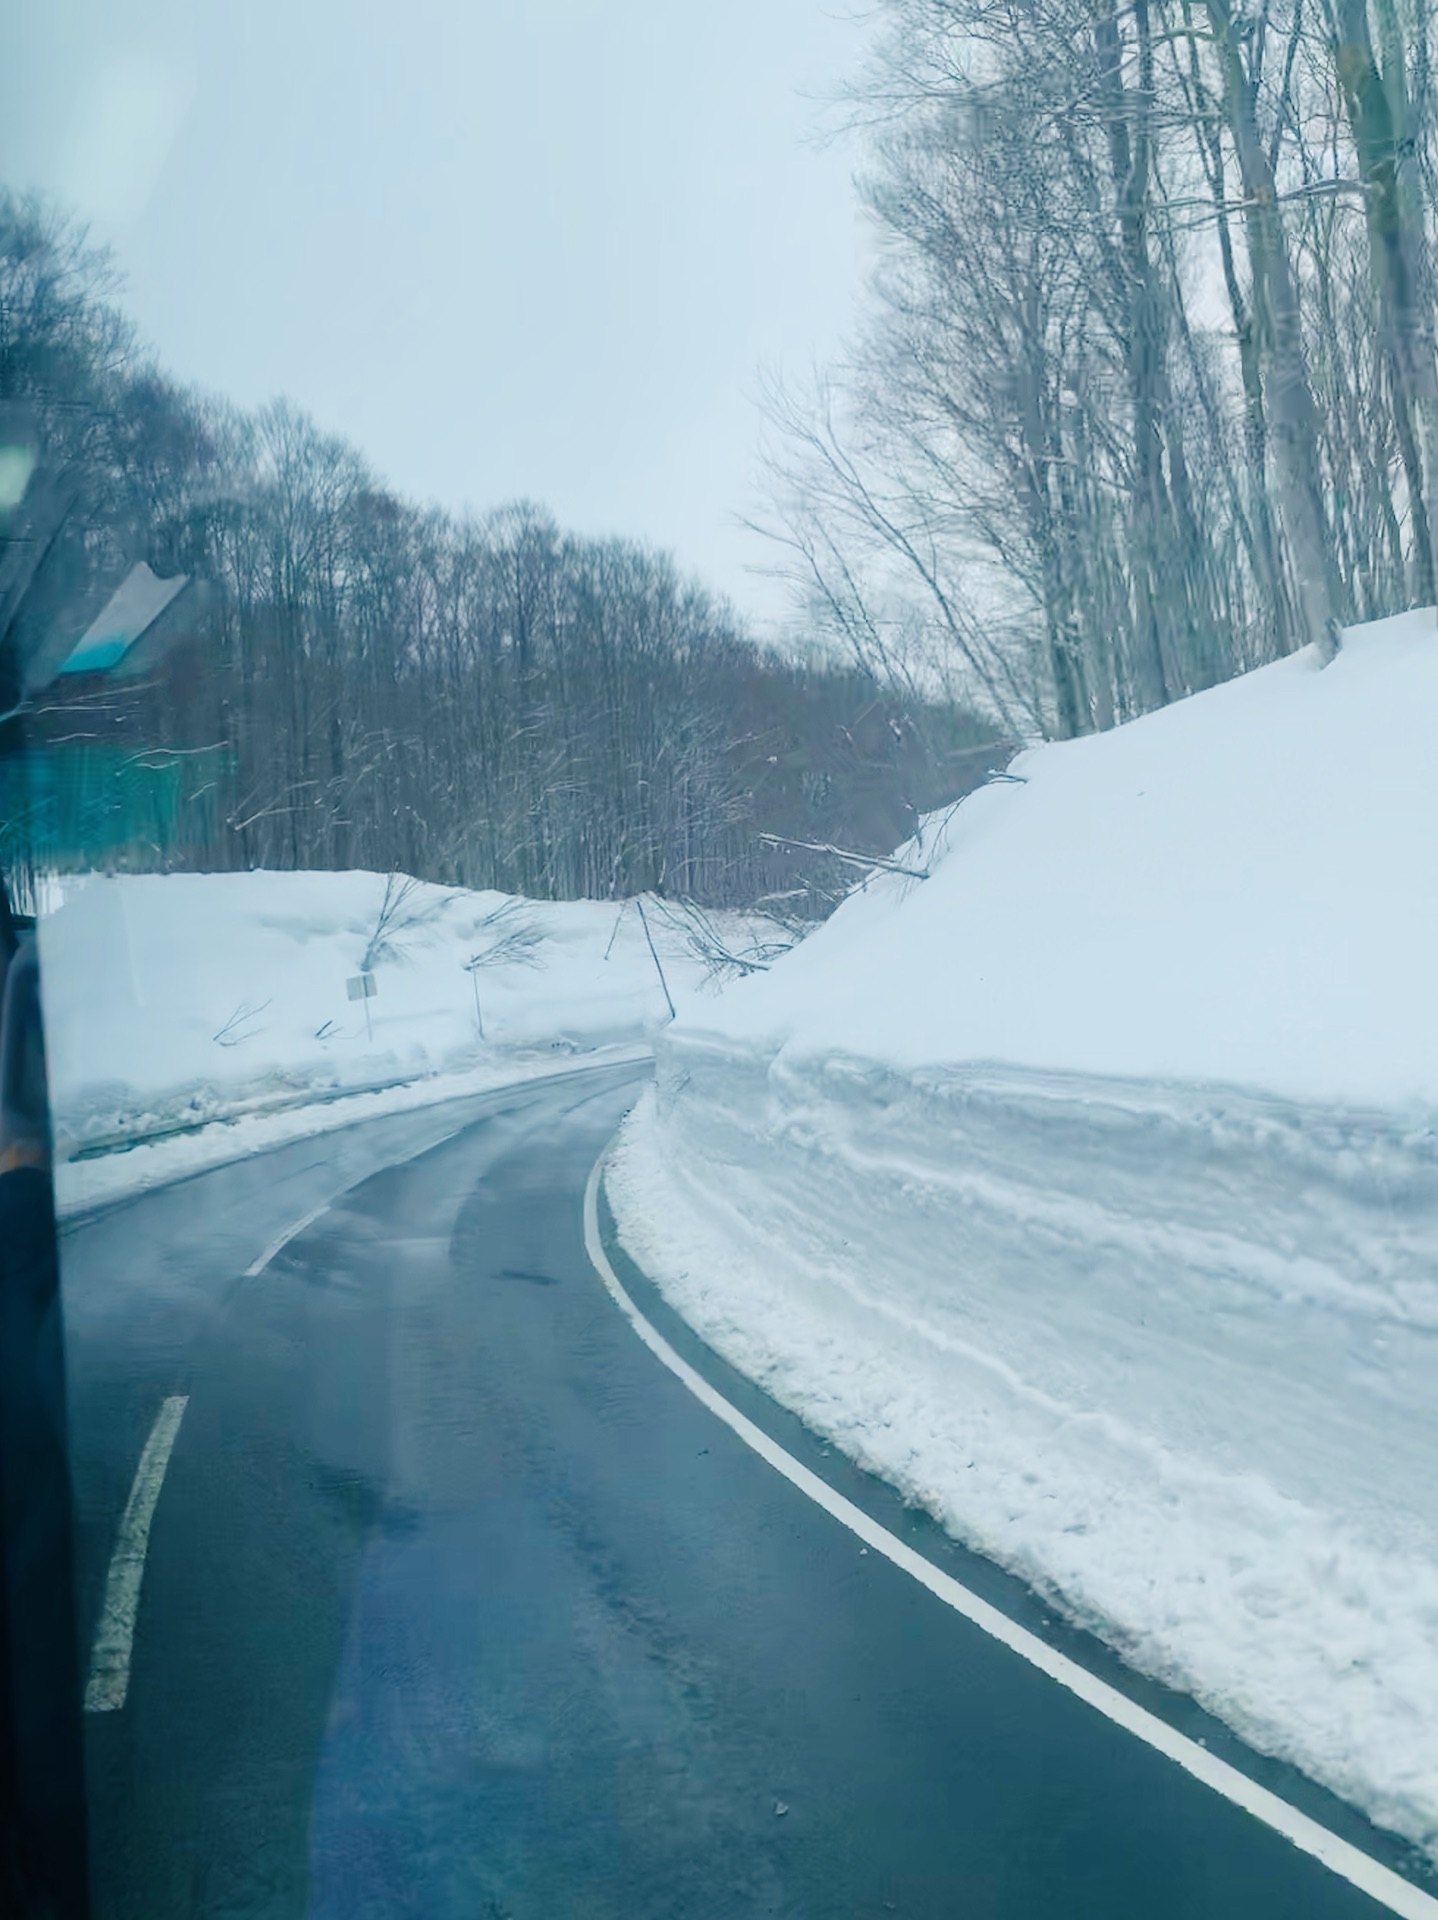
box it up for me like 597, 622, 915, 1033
3, 0, 872, 626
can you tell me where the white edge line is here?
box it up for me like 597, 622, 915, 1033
84, 1395, 189, 1713
583, 1151, 1438, 1920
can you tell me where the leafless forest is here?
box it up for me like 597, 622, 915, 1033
759, 0, 1437, 737
0, 197, 996, 911
5, 0, 1433, 905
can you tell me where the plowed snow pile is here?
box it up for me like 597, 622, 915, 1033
608, 608, 1438, 1860
39, 872, 745, 1214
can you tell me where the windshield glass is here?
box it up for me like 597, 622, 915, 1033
3, 4, 1437, 1917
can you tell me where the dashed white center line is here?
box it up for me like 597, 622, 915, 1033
85, 1395, 189, 1713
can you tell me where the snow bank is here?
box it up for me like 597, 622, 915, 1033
38, 869, 758, 1213
55, 1048, 650, 1219
650, 606, 1438, 1107
608, 609, 1438, 1860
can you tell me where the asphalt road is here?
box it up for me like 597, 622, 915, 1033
57, 1061, 1437, 1919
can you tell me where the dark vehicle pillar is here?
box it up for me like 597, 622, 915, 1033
0, 879, 90, 1918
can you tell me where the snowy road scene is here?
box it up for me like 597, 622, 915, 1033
59, 1069, 1434, 1917
6, 0, 1438, 1909
31, 610, 1438, 1916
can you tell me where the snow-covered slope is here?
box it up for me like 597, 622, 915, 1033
640, 606, 1438, 1105
39, 870, 752, 1213
608, 609, 1438, 1860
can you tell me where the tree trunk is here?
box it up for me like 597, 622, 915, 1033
1205, 0, 1342, 660
1331, 0, 1438, 603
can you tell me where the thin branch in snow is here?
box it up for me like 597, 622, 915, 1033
756, 832, 932, 880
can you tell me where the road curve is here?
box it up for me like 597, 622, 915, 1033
58, 1062, 1435, 1918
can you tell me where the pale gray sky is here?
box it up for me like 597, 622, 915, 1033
3, 0, 872, 626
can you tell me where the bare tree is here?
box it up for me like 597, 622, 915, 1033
755, 0, 1437, 738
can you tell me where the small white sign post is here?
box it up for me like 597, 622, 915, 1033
346, 970, 378, 1042
462, 956, 485, 1039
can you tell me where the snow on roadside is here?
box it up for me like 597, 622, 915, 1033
608, 609, 1438, 1862
38, 869, 761, 1216
58, 1045, 650, 1219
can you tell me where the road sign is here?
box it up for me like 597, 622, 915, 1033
346, 970, 377, 1040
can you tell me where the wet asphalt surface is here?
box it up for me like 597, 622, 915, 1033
56, 1061, 1434, 1918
